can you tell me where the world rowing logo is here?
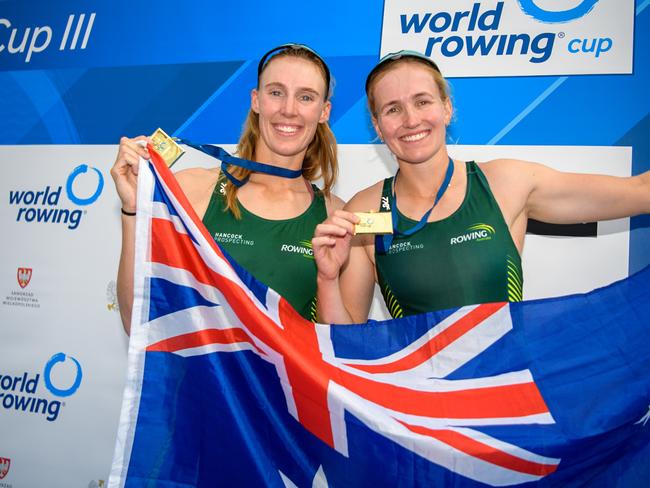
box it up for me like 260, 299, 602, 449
0, 353, 82, 422
516, 0, 599, 23
9, 163, 104, 230
65, 164, 104, 206
43, 352, 83, 397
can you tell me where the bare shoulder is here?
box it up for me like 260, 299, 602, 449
478, 158, 556, 230
174, 167, 220, 195
324, 192, 347, 214
480, 158, 524, 176
173, 167, 220, 216
480, 158, 548, 179
344, 180, 385, 213
479, 158, 545, 194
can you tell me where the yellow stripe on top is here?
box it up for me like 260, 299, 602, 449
507, 256, 524, 302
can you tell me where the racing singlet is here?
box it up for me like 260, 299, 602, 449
202, 183, 327, 321
375, 161, 523, 318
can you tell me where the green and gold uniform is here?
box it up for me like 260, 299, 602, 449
375, 161, 523, 317
202, 184, 326, 321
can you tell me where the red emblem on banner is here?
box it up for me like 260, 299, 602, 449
0, 457, 10, 480
17, 268, 32, 289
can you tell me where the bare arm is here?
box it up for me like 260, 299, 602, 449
314, 185, 382, 324
110, 136, 150, 335
313, 210, 376, 323
524, 162, 650, 223
338, 232, 377, 323
112, 139, 219, 336
116, 214, 136, 334
483, 159, 650, 232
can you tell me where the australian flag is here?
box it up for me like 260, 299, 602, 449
108, 146, 650, 487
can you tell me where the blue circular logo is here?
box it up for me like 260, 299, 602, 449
43, 352, 83, 397
65, 164, 104, 206
517, 0, 599, 23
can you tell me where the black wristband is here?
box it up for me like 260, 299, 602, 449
121, 208, 136, 216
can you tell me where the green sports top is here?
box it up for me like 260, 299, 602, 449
202, 183, 327, 321
375, 161, 523, 317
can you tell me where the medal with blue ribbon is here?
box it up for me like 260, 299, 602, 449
176, 139, 303, 187
376, 157, 454, 254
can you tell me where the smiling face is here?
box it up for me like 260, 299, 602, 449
251, 56, 331, 167
369, 61, 452, 167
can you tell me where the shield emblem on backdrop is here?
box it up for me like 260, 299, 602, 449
0, 457, 10, 479
17, 268, 32, 289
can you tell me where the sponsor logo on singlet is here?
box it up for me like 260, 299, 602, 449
381, 196, 391, 211
450, 223, 495, 246
280, 240, 314, 259
387, 241, 425, 255
213, 232, 254, 246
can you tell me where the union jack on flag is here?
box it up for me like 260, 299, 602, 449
109, 147, 650, 487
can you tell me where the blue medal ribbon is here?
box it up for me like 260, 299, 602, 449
176, 139, 303, 187
376, 157, 455, 254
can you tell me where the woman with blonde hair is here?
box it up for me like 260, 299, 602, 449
111, 44, 343, 332
313, 50, 650, 323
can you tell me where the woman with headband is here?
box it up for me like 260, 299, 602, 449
111, 44, 342, 333
313, 50, 650, 322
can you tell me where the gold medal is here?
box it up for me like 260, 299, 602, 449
354, 211, 393, 235
150, 128, 184, 167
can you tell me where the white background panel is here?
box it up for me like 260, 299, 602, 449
1, 146, 128, 487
